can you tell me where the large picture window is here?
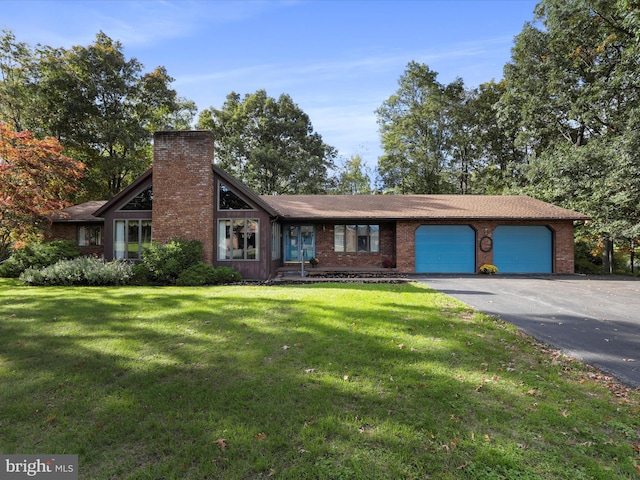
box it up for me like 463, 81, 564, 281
114, 220, 152, 260
218, 219, 259, 261
334, 224, 379, 253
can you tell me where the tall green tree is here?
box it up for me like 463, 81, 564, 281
197, 90, 337, 195
333, 155, 372, 194
0, 30, 37, 133
500, 0, 640, 271
468, 81, 527, 194
376, 62, 525, 194
0, 30, 196, 200
376, 62, 455, 194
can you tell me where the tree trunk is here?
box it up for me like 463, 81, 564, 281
602, 237, 614, 274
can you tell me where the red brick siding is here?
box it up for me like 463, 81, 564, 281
313, 222, 395, 268
152, 131, 215, 264
47, 223, 105, 257
395, 219, 577, 274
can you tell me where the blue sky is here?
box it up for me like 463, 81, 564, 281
2, 0, 539, 172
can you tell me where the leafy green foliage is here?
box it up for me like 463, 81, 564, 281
0, 30, 196, 200
19, 257, 132, 286
176, 263, 242, 286
197, 89, 337, 194
176, 262, 217, 286
211, 266, 242, 284
332, 154, 372, 194
376, 64, 526, 195
137, 238, 203, 285
0, 240, 80, 277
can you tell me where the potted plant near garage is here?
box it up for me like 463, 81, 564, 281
479, 264, 498, 275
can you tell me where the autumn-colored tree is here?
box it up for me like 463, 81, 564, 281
0, 123, 84, 259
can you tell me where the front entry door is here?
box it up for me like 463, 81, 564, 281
284, 225, 315, 262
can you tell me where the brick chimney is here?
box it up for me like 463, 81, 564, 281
152, 130, 215, 264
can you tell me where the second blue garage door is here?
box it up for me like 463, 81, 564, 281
415, 225, 475, 273
493, 226, 552, 273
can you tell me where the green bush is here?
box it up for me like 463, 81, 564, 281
176, 262, 217, 286
0, 240, 80, 278
138, 238, 203, 285
176, 263, 242, 286
212, 266, 242, 284
20, 257, 133, 286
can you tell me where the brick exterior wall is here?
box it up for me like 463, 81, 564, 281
152, 131, 215, 264
47, 223, 105, 257
395, 219, 576, 274
313, 222, 396, 268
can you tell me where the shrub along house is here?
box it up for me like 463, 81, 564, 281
50, 130, 588, 280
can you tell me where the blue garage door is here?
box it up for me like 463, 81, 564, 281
415, 225, 475, 273
493, 226, 552, 273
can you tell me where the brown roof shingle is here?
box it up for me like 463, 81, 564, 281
260, 195, 588, 221
51, 200, 107, 222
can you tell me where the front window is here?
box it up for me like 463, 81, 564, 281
114, 220, 152, 260
218, 219, 259, 260
78, 225, 102, 246
334, 224, 379, 253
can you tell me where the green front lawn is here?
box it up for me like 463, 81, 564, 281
0, 279, 638, 479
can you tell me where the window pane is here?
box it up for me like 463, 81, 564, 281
115, 221, 126, 260
346, 225, 357, 252
219, 184, 252, 210
78, 226, 88, 246
141, 221, 152, 252
370, 225, 380, 252
247, 220, 259, 260
121, 185, 153, 210
271, 223, 281, 260
218, 220, 231, 260
357, 225, 369, 252
233, 220, 245, 259
301, 226, 314, 261
127, 220, 140, 259
334, 225, 345, 252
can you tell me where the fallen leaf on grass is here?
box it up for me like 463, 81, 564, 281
282, 345, 290, 350
255, 432, 267, 441
214, 438, 228, 450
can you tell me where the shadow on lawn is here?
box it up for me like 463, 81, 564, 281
0, 282, 636, 478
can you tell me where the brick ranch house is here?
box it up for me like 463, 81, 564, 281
49, 130, 588, 280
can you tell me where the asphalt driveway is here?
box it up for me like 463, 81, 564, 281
416, 275, 640, 388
